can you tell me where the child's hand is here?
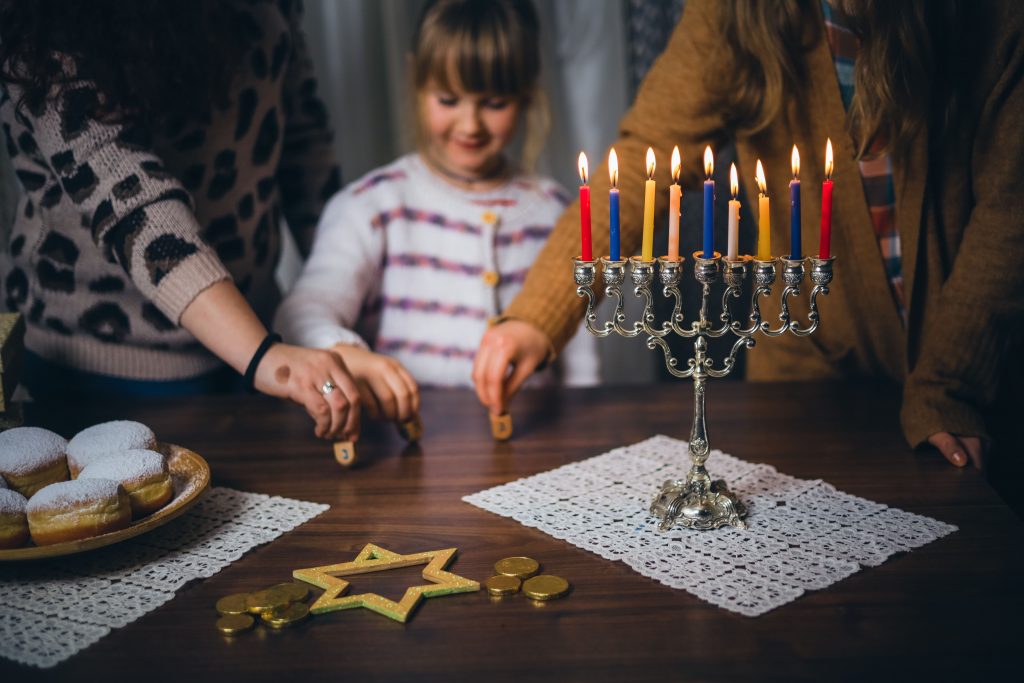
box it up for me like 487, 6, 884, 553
472, 320, 551, 415
927, 432, 985, 470
330, 345, 420, 422
254, 344, 361, 441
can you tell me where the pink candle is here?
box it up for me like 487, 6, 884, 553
578, 152, 592, 260
820, 139, 834, 258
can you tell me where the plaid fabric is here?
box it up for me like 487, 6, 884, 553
822, 1, 906, 323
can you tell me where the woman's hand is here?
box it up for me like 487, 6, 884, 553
471, 320, 551, 415
927, 432, 985, 470
330, 345, 419, 422
254, 344, 361, 441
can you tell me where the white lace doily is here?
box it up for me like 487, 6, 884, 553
464, 435, 956, 617
0, 487, 328, 669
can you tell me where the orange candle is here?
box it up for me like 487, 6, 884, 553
755, 159, 770, 259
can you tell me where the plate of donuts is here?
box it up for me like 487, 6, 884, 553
0, 421, 210, 561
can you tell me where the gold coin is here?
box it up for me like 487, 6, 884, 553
245, 587, 291, 614
522, 574, 569, 601
216, 613, 255, 635
494, 556, 539, 579
262, 602, 310, 629
216, 593, 251, 616
272, 582, 310, 603
485, 575, 522, 596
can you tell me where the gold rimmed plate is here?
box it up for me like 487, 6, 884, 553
0, 443, 210, 561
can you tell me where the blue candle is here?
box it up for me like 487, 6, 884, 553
702, 146, 714, 257
608, 148, 620, 261
790, 145, 801, 258
610, 188, 620, 261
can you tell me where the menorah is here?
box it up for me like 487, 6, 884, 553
573, 251, 836, 531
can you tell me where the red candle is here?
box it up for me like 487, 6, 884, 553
820, 138, 834, 258
578, 152, 592, 260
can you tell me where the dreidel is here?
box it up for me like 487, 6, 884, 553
396, 414, 423, 442
333, 440, 357, 467
489, 412, 513, 441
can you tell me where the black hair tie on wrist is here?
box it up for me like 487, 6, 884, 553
244, 332, 282, 393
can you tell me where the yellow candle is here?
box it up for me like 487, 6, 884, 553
755, 159, 771, 259
642, 147, 656, 261
667, 146, 681, 259
727, 163, 740, 260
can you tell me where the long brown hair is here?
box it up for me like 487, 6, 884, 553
410, 0, 547, 171
709, 0, 965, 160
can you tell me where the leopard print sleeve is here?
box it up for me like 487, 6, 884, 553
4, 78, 230, 323
275, 0, 342, 258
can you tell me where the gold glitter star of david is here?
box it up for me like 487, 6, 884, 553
292, 543, 480, 623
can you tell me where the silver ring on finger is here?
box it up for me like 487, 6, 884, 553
321, 379, 336, 395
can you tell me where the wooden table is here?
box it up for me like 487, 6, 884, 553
5, 383, 1022, 682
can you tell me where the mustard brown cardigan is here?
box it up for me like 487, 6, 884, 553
505, 0, 1024, 448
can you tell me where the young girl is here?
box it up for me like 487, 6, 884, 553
274, 0, 598, 423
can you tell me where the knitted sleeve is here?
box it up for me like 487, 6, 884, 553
273, 183, 382, 350
900, 7, 1024, 447
5, 79, 229, 323
275, 2, 342, 258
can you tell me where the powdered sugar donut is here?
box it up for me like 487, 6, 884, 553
0, 489, 29, 549
27, 479, 131, 545
67, 421, 157, 477
78, 449, 173, 517
0, 426, 70, 498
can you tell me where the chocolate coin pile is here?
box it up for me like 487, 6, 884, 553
486, 556, 569, 601
215, 582, 310, 635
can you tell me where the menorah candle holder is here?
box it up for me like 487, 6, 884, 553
573, 252, 836, 531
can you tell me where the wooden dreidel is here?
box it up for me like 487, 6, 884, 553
396, 414, 423, 443
333, 441, 357, 467
489, 412, 512, 441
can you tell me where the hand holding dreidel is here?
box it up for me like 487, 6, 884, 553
473, 319, 553, 442
325, 345, 420, 467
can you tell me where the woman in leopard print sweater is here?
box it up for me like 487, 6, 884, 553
0, 0, 359, 440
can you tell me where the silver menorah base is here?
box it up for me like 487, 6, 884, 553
574, 251, 836, 531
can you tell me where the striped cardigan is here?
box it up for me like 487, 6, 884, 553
275, 153, 599, 388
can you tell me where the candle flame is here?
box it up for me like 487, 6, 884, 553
755, 159, 767, 195
578, 151, 588, 185
646, 147, 656, 179
608, 148, 618, 187
704, 146, 713, 178
730, 162, 738, 198
825, 138, 834, 180
671, 145, 681, 183
791, 145, 800, 179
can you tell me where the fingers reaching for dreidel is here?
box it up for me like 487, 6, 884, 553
489, 412, 512, 441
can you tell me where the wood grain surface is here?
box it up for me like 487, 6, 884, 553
4, 382, 1022, 682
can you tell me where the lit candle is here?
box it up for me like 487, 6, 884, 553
578, 152, 592, 261
608, 148, 620, 261
667, 146, 681, 260
727, 163, 740, 260
641, 147, 656, 261
820, 138, 834, 259
790, 145, 801, 258
702, 146, 714, 258
755, 159, 771, 259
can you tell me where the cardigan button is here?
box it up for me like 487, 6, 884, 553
482, 270, 501, 287
481, 211, 499, 226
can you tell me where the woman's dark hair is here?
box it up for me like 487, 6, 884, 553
709, 0, 966, 160
0, 0, 247, 124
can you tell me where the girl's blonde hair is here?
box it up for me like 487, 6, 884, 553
411, 0, 547, 172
